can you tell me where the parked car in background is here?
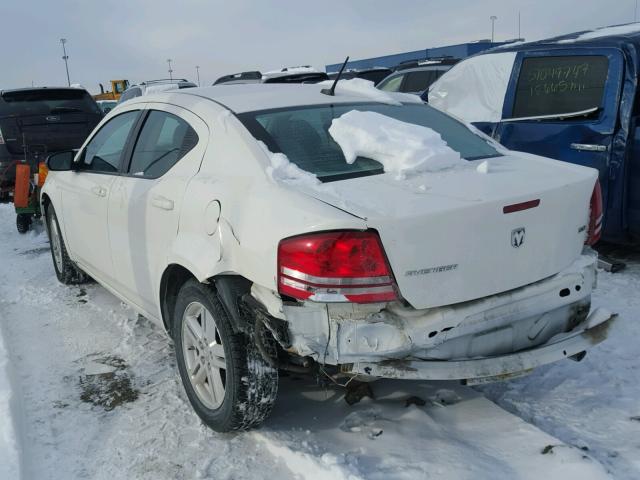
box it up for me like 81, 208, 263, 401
42, 83, 613, 433
327, 67, 392, 85
214, 66, 328, 85
96, 100, 118, 115
429, 24, 640, 244
0, 87, 102, 203
377, 58, 458, 97
118, 79, 197, 104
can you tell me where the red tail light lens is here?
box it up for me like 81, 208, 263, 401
586, 180, 603, 245
278, 230, 398, 303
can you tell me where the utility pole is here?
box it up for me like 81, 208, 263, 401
167, 59, 173, 81
60, 38, 70, 86
490, 16, 498, 43
636, 0, 638, 22
518, 11, 521, 39
196, 65, 201, 86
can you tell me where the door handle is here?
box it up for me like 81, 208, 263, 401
152, 195, 174, 211
570, 143, 608, 152
90, 185, 107, 197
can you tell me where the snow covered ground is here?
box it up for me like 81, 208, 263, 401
0, 202, 637, 479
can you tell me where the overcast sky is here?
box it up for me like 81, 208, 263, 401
1, 0, 636, 93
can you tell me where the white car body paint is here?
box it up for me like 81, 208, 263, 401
42, 84, 614, 382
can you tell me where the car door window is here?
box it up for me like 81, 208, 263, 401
128, 110, 199, 178
512, 56, 609, 118
79, 111, 139, 173
402, 70, 437, 93
378, 75, 404, 92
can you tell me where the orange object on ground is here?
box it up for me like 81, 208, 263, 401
14, 163, 31, 208
38, 162, 48, 187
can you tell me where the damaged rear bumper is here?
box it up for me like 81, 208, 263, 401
276, 252, 615, 382
347, 308, 616, 381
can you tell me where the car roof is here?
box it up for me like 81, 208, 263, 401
164, 83, 412, 113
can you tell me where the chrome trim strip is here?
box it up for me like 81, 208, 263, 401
281, 266, 392, 286
280, 276, 394, 295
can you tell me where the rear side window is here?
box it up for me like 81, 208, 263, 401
80, 111, 139, 173
378, 75, 403, 92
512, 55, 609, 118
401, 70, 438, 93
0, 88, 100, 116
128, 111, 198, 178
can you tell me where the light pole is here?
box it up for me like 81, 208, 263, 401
196, 65, 200, 86
490, 16, 498, 43
167, 59, 173, 81
60, 38, 70, 86
636, 0, 638, 22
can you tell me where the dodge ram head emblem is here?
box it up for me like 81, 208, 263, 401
511, 227, 525, 248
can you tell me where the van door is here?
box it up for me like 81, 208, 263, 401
494, 48, 624, 238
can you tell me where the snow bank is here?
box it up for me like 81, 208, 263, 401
0, 325, 21, 480
258, 141, 321, 187
557, 22, 640, 43
318, 78, 422, 106
428, 52, 516, 123
328, 110, 463, 179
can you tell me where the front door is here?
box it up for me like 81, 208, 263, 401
494, 48, 624, 237
108, 104, 207, 317
59, 110, 141, 282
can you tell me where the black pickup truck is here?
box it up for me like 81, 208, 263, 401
0, 87, 102, 200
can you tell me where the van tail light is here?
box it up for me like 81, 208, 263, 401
586, 180, 603, 245
278, 230, 398, 303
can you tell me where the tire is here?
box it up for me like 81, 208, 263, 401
173, 279, 278, 432
16, 214, 31, 234
46, 205, 90, 284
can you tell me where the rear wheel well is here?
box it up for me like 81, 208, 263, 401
160, 264, 197, 333
160, 266, 253, 335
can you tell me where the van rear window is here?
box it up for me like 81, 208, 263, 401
512, 56, 609, 118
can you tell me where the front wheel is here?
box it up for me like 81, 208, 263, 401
173, 280, 278, 432
46, 205, 90, 284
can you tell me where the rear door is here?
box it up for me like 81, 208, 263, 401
494, 49, 624, 221
108, 104, 207, 316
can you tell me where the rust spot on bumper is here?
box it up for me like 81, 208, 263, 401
583, 314, 617, 345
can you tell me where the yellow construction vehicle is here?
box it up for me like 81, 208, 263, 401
93, 80, 129, 101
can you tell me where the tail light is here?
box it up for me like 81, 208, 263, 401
586, 180, 603, 245
278, 230, 398, 303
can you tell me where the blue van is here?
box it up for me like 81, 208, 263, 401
428, 24, 640, 244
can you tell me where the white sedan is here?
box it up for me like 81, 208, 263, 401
41, 81, 614, 432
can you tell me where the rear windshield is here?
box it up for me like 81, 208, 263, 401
513, 55, 609, 118
239, 103, 500, 182
0, 89, 100, 116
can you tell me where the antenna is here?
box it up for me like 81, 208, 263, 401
321, 56, 349, 96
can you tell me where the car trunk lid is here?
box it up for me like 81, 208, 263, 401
300, 154, 597, 309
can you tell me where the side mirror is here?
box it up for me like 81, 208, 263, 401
46, 151, 75, 171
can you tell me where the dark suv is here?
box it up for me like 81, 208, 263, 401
0, 87, 102, 199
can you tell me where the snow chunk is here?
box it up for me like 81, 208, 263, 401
557, 22, 640, 43
257, 141, 321, 187
318, 78, 422, 106
328, 110, 464, 179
